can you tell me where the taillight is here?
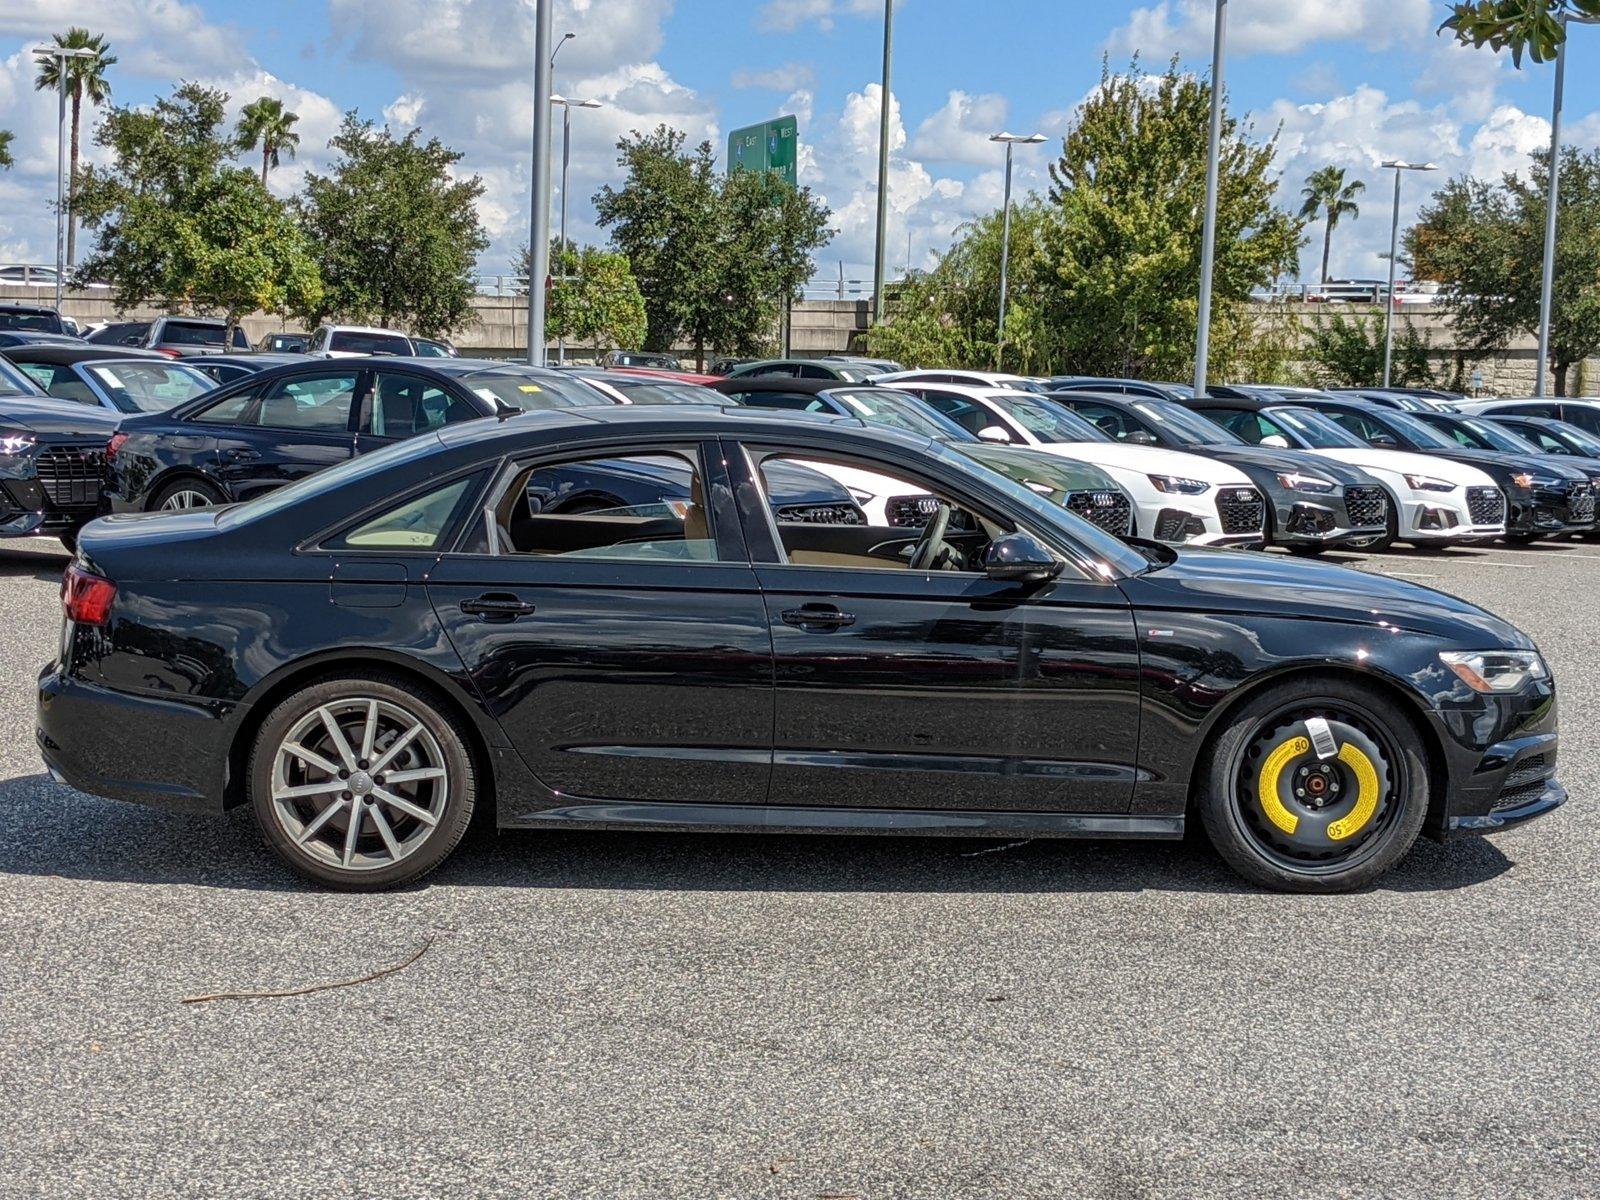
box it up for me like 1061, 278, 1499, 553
106, 432, 129, 462
152, 347, 182, 359
61, 564, 115, 626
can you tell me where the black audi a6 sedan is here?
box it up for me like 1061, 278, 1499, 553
104, 357, 610, 512
41, 408, 1563, 894
0, 356, 120, 550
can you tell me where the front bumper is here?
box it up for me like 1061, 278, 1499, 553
1507, 482, 1595, 537
38, 662, 233, 813
1271, 492, 1388, 547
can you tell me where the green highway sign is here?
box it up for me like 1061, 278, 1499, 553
728, 115, 799, 188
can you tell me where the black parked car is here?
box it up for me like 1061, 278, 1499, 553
44, 408, 1563, 894
0, 359, 119, 550
1048, 391, 1389, 553
1297, 396, 1594, 542
181, 353, 312, 387
1484, 414, 1600, 463
106, 358, 610, 512
1410, 410, 1600, 497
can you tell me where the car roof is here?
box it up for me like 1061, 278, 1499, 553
0, 344, 168, 365
711, 376, 849, 395
322, 324, 412, 336
192, 353, 313, 368
0, 303, 61, 315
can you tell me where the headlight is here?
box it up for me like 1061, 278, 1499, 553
0, 432, 36, 456
1403, 473, 1456, 493
1148, 474, 1210, 495
1439, 650, 1548, 694
1276, 471, 1337, 494
1510, 472, 1559, 489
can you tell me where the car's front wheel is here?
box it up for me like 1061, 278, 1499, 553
1197, 678, 1429, 892
151, 478, 226, 512
248, 675, 476, 890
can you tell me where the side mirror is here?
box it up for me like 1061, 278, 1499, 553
978, 425, 1011, 443
1260, 434, 1290, 449
983, 531, 1063, 584
1125, 429, 1158, 445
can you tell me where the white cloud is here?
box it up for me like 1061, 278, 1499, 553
384, 93, 426, 129
0, 0, 239, 78
907, 90, 1011, 168
1107, 0, 1432, 58
730, 63, 815, 92
758, 0, 883, 34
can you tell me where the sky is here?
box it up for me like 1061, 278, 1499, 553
2, 0, 1599, 298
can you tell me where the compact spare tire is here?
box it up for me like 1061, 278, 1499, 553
1197, 678, 1428, 892
248, 674, 476, 890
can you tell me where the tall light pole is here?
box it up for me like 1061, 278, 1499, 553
550, 95, 602, 365
1380, 160, 1437, 388
990, 132, 1045, 369
1192, 0, 1227, 399
872, 0, 894, 324
1535, 15, 1600, 397
32, 44, 97, 314
526, 4, 556, 366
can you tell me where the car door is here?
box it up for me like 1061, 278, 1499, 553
425, 439, 775, 812
212, 368, 364, 501
726, 437, 1140, 815
355, 368, 482, 453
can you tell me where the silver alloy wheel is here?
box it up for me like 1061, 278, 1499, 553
269, 697, 450, 872
159, 488, 214, 511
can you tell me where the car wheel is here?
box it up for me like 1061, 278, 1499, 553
1197, 678, 1429, 893
1506, 532, 1542, 545
1285, 542, 1327, 557
249, 675, 476, 890
151, 478, 226, 511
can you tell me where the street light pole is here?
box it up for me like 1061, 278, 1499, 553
1193, 0, 1227, 400
527, 4, 555, 366
550, 96, 601, 366
1380, 160, 1437, 388
872, 0, 894, 324
989, 132, 1046, 370
32, 44, 96, 315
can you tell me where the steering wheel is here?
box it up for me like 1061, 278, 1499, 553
909, 501, 952, 570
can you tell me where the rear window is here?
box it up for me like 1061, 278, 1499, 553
329, 331, 413, 355
0, 309, 63, 334
159, 321, 249, 350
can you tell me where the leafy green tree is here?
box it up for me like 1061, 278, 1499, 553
1299, 166, 1364, 284
1442, 0, 1600, 65
1301, 311, 1438, 387
521, 242, 649, 352
0, 130, 13, 170
298, 115, 487, 337
33, 28, 116, 267
1407, 147, 1600, 395
73, 83, 322, 347
236, 96, 301, 188
594, 126, 832, 365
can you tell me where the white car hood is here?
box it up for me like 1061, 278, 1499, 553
1036, 441, 1253, 487
1309, 447, 1498, 488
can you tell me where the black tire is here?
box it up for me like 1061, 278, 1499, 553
1196, 677, 1429, 893
150, 477, 226, 512
1285, 542, 1327, 557
1505, 532, 1542, 545
248, 673, 477, 890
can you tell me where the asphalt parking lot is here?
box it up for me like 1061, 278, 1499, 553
0, 538, 1596, 1199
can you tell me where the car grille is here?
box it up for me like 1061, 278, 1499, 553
1492, 752, 1556, 812
774, 502, 863, 525
1569, 484, 1595, 524
885, 494, 944, 527
1065, 490, 1134, 536
1216, 487, 1265, 535
1343, 485, 1387, 528
35, 445, 106, 508
1467, 486, 1506, 526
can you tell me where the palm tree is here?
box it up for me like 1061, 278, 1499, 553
0, 130, 13, 171
1299, 166, 1365, 286
33, 28, 116, 268
236, 97, 301, 189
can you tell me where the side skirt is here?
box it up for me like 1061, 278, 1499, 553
500, 799, 1185, 840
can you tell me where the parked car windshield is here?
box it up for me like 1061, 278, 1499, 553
834, 388, 970, 438
991, 395, 1110, 443
1129, 400, 1246, 446
1455, 418, 1544, 455
607, 379, 719, 405
215, 433, 448, 530
0, 356, 44, 397
329, 330, 412, 355
1383, 410, 1460, 450
83, 362, 215, 413
1269, 407, 1366, 449
457, 367, 613, 411
1547, 422, 1600, 455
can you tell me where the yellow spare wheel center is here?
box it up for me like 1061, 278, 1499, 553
1252, 719, 1387, 852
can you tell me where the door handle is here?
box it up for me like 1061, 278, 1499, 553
223, 448, 261, 460
459, 593, 537, 620
781, 604, 856, 630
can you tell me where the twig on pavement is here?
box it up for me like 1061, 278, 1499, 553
180, 936, 435, 1004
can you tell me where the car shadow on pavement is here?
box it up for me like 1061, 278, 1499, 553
0, 546, 70, 582
0, 773, 1514, 897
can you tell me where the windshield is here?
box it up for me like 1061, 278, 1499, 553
0, 357, 43, 397
329, 331, 412, 355
0, 310, 63, 333
835, 388, 971, 438
217, 433, 447, 530
460, 367, 613, 411
991, 395, 1110, 443
926, 441, 1149, 577
1457, 418, 1543, 454
1548, 423, 1600, 455
1385, 410, 1460, 450
1271, 407, 1366, 449
1130, 400, 1244, 446
84, 362, 214, 412
610, 379, 720, 405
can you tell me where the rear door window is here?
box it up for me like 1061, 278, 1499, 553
1557, 404, 1600, 436
363, 371, 477, 438
257, 371, 362, 431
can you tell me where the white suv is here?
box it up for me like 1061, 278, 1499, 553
307, 325, 416, 358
